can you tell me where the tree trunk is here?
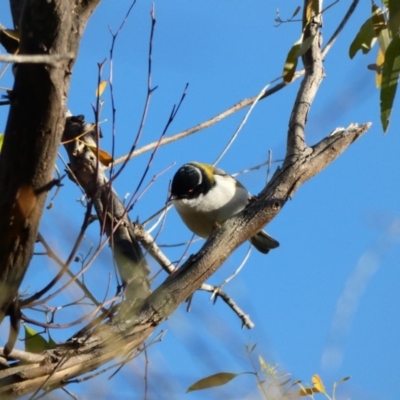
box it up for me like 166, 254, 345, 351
0, 0, 100, 341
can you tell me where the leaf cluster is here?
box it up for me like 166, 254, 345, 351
187, 344, 350, 400
349, 1, 400, 132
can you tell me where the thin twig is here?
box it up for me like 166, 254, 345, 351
322, 0, 360, 58
200, 284, 254, 329
111, 3, 157, 182
144, 345, 149, 400
123, 84, 188, 213
22, 292, 120, 330
108, 72, 304, 168
215, 245, 252, 288
231, 157, 283, 178
36, 233, 104, 310
0, 53, 75, 64
20, 200, 95, 307
108, 1, 358, 169
131, 223, 175, 274
108, 0, 137, 184
213, 82, 271, 166
284, 3, 324, 162
266, 150, 273, 185
0, 347, 45, 363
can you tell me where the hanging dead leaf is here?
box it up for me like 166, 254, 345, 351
86, 144, 114, 166
187, 372, 241, 392
96, 80, 107, 98
312, 374, 326, 393
375, 47, 385, 87
297, 386, 320, 396
16, 185, 37, 219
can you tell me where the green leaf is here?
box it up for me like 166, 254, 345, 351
283, 36, 302, 83
338, 376, 351, 383
380, 35, 400, 132
187, 372, 241, 392
291, 6, 301, 19
24, 325, 50, 353
297, 35, 315, 57
0, 134, 4, 153
372, 3, 390, 53
349, 18, 376, 58
388, 0, 400, 38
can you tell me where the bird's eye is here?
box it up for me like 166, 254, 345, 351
187, 188, 194, 193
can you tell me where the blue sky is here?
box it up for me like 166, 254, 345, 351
1, 1, 400, 399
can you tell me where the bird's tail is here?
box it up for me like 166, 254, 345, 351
250, 230, 279, 254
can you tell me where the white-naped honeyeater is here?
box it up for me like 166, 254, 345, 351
170, 162, 279, 254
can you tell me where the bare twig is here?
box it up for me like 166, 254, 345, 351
213, 82, 271, 166
111, 4, 157, 181
20, 201, 95, 307
131, 223, 175, 274
200, 284, 254, 329
123, 84, 188, 212
322, 0, 360, 57
266, 150, 273, 184
21, 293, 118, 330
231, 156, 283, 179
0, 53, 75, 65
0, 348, 45, 363
108, 0, 137, 184
284, 5, 324, 162
216, 245, 252, 288
108, 1, 359, 169
108, 72, 304, 168
35, 233, 104, 310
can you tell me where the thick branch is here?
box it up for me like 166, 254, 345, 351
0, 123, 371, 399
0, 0, 100, 328
137, 124, 370, 324
286, 5, 324, 162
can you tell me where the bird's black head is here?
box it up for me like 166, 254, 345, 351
170, 163, 214, 200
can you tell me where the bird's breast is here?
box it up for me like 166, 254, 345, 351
173, 175, 249, 238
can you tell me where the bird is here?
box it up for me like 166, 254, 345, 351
170, 162, 279, 254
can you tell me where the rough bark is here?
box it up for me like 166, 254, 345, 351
0, 0, 100, 334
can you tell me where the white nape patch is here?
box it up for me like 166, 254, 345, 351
189, 164, 202, 185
